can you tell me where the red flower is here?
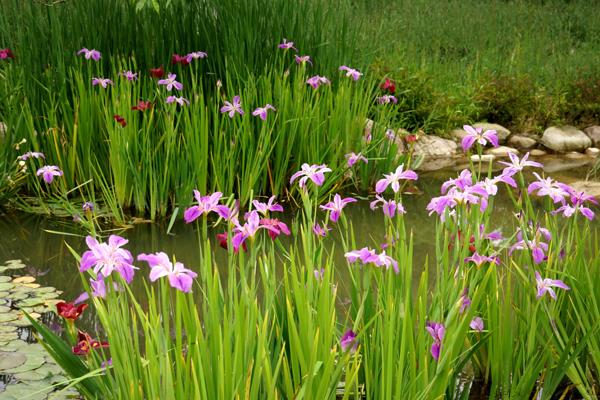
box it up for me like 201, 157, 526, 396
113, 114, 127, 127
405, 134, 418, 144
380, 78, 396, 94
72, 330, 109, 356
216, 232, 247, 253
56, 302, 88, 320
0, 48, 14, 60
131, 100, 152, 112
149, 65, 164, 79
171, 54, 190, 65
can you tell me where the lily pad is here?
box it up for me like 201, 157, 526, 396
0, 276, 12, 283
34, 286, 57, 294
0, 332, 18, 341
0, 325, 18, 333
0, 313, 18, 323
13, 369, 50, 381
10, 292, 29, 301
0, 282, 15, 291
0, 351, 26, 371
23, 283, 41, 289
4, 355, 46, 373
18, 298, 44, 307
0, 305, 11, 313
13, 277, 36, 285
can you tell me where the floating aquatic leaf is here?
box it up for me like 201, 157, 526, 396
4, 355, 46, 373
23, 283, 41, 289
0, 305, 11, 313
0, 282, 15, 291
12, 276, 36, 284
10, 292, 29, 301
0, 276, 12, 283
0, 351, 26, 371
18, 298, 44, 307
0, 313, 18, 323
0, 325, 18, 333
0, 332, 18, 341
13, 369, 50, 381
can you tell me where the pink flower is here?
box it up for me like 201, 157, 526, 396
320, 194, 357, 223
185, 51, 207, 63
470, 317, 484, 332
376, 95, 398, 104
252, 195, 284, 215
36, 165, 63, 184
527, 173, 569, 204
306, 75, 331, 89
158, 73, 183, 91
92, 78, 113, 88
461, 125, 499, 151
278, 39, 296, 50
260, 218, 290, 240
426, 322, 444, 361
19, 151, 45, 161
166, 96, 189, 106
290, 163, 332, 188
220, 95, 244, 118
77, 48, 101, 61
232, 211, 274, 251
294, 55, 312, 65
370, 195, 405, 218
120, 70, 138, 81
312, 222, 331, 237
340, 330, 358, 352
375, 164, 418, 193
345, 152, 368, 167
252, 104, 276, 120
535, 271, 570, 300
184, 191, 230, 223
80, 235, 137, 283
498, 152, 543, 175
138, 252, 197, 293
338, 66, 362, 81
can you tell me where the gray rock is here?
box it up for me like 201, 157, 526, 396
529, 149, 547, 156
470, 154, 495, 162
417, 157, 456, 171
570, 181, 600, 198
584, 126, 600, 147
508, 134, 537, 150
485, 146, 518, 157
412, 135, 457, 158
565, 151, 586, 159
540, 126, 592, 152
586, 147, 600, 157
542, 158, 592, 174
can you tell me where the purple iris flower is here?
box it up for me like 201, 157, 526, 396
473, 173, 517, 197
80, 235, 137, 283
527, 173, 569, 204
376, 95, 398, 104
278, 39, 296, 50
426, 322, 445, 361
138, 252, 197, 293
92, 78, 113, 88
345, 152, 368, 167
184, 191, 230, 223
166, 96, 190, 106
312, 222, 331, 237
220, 95, 245, 118
470, 317, 484, 332
459, 289, 471, 314
552, 203, 595, 220
441, 170, 473, 194
73, 274, 119, 304
375, 164, 418, 193
260, 218, 291, 240
339, 66, 363, 81
320, 194, 357, 223
535, 271, 570, 300
77, 48, 101, 61
158, 73, 183, 91
289, 163, 332, 188
509, 226, 551, 264
551, 186, 597, 220
345, 247, 379, 264
252, 104, 276, 120
253, 195, 284, 215
36, 165, 63, 183
464, 252, 500, 268
294, 55, 312, 65
232, 211, 275, 252
370, 195, 405, 218
18, 151, 45, 161
314, 268, 325, 281
373, 250, 399, 273
340, 330, 358, 352
120, 70, 138, 81
82, 202, 94, 212
185, 51, 207, 63
306, 75, 331, 89
461, 124, 499, 151
498, 152, 543, 175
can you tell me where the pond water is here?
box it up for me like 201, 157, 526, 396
0, 157, 596, 330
